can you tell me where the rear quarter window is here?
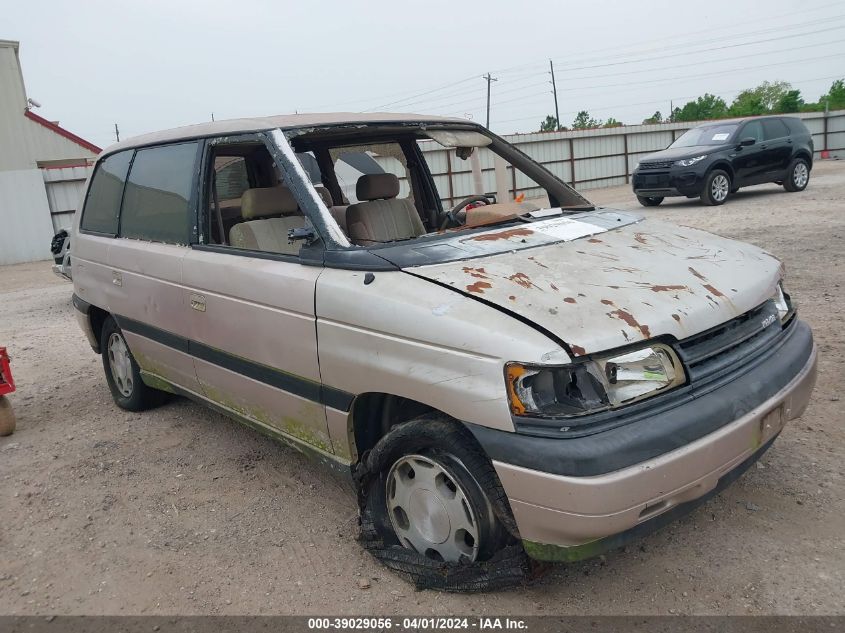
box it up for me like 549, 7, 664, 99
783, 117, 810, 136
80, 151, 133, 235
120, 142, 200, 244
763, 119, 790, 140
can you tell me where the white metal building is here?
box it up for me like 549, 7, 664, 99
0, 39, 100, 265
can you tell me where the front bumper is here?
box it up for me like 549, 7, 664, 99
632, 169, 704, 197
481, 323, 817, 560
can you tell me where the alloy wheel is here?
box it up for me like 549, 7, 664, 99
793, 162, 808, 188
711, 174, 729, 202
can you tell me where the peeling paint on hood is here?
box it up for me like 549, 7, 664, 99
410, 216, 782, 356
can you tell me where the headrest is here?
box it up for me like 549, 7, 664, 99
356, 173, 400, 201
314, 186, 333, 208
240, 186, 298, 219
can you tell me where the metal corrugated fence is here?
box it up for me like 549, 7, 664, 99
417, 110, 845, 206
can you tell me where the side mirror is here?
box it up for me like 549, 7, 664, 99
739, 137, 756, 147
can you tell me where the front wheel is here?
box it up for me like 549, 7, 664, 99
100, 316, 168, 411
701, 169, 731, 206
784, 158, 810, 192
636, 195, 663, 207
361, 418, 512, 565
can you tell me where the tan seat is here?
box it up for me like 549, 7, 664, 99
346, 174, 425, 246
229, 185, 305, 255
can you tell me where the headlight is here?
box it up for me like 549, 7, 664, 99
506, 344, 685, 419
772, 281, 793, 322
675, 155, 707, 167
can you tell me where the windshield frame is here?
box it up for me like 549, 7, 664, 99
274, 121, 595, 255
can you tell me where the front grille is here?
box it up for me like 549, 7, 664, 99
675, 300, 785, 383
639, 160, 674, 170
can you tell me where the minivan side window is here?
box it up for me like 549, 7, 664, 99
120, 142, 200, 244
80, 151, 133, 235
763, 119, 790, 140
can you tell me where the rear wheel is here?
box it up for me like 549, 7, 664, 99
636, 195, 664, 207
701, 169, 731, 206
784, 158, 810, 192
100, 316, 168, 411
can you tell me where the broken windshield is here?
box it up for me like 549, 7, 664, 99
286, 123, 592, 249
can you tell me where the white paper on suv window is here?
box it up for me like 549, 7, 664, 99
534, 216, 607, 241
712, 133, 730, 141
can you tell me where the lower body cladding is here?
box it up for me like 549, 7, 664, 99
469, 320, 818, 562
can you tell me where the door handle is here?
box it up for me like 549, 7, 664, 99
112, 271, 122, 287
760, 144, 768, 149
190, 294, 206, 312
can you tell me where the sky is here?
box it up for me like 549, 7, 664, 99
3, 0, 844, 149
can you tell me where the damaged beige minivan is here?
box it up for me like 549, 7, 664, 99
72, 113, 817, 589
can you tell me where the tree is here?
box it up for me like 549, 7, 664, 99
674, 93, 728, 121
728, 81, 793, 116
773, 89, 804, 114
539, 115, 559, 132
572, 110, 601, 129
728, 90, 767, 117
826, 79, 845, 110
603, 117, 623, 128
642, 111, 662, 124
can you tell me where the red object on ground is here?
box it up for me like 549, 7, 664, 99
821, 150, 831, 159
0, 347, 15, 396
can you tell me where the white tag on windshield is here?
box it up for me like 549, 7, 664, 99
527, 208, 563, 218
712, 133, 730, 141
534, 217, 607, 241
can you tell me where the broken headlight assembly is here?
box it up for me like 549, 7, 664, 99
506, 344, 685, 419
772, 281, 793, 323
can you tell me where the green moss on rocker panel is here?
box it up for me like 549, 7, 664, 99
522, 538, 607, 563
139, 371, 178, 394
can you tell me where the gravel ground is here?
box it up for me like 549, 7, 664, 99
0, 161, 843, 616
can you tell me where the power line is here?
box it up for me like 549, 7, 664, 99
306, 6, 843, 115
548, 23, 845, 75
491, 4, 845, 76
482, 50, 845, 115
384, 36, 843, 115
493, 73, 845, 127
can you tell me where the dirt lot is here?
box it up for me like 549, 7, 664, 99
1, 162, 843, 616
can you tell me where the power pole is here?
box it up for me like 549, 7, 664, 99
483, 73, 497, 129
211, 112, 215, 122
114, 123, 120, 143
549, 60, 560, 130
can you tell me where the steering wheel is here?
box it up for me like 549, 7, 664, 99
440, 195, 492, 230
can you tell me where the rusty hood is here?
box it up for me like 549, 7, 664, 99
408, 214, 782, 357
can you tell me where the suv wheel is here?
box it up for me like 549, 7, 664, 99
101, 316, 168, 411
701, 169, 731, 206
784, 158, 810, 192
636, 195, 663, 207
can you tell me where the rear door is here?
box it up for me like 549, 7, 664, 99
761, 118, 793, 176
733, 120, 767, 185
106, 142, 203, 392
180, 135, 333, 454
